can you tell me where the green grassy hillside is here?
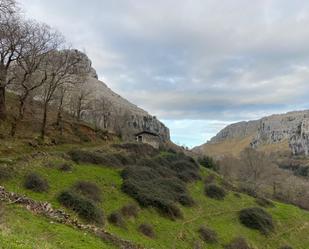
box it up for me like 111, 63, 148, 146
0, 142, 308, 249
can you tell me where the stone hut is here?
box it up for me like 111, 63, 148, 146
135, 131, 160, 149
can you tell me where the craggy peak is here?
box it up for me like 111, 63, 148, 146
0, 0, 309, 248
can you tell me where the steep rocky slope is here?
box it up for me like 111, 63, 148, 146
194, 110, 309, 156
73, 51, 170, 142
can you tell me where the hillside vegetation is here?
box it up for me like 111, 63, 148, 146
0, 137, 309, 248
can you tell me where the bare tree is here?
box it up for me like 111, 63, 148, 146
0, 0, 26, 119
69, 82, 92, 122
38, 50, 85, 140
10, 21, 62, 136
0, 0, 17, 14
89, 97, 112, 130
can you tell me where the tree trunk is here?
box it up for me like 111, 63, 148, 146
41, 103, 48, 140
0, 65, 7, 120
11, 95, 28, 137
0, 86, 6, 120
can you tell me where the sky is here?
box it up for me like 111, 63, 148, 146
19, 0, 309, 147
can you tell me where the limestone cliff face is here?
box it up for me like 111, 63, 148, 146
197, 110, 309, 155
209, 121, 259, 143
72, 51, 170, 142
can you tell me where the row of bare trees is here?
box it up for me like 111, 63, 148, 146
0, 0, 114, 140
217, 147, 309, 210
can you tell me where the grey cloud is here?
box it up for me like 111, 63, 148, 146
18, 0, 309, 144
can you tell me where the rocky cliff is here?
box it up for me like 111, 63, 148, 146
196, 110, 309, 156
71, 51, 170, 142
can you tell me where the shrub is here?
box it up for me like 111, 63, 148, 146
256, 197, 275, 208
24, 173, 49, 192
239, 207, 274, 235
122, 175, 185, 219
73, 181, 102, 202
279, 246, 293, 249
58, 163, 73, 172
0, 165, 14, 181
121, 204, 139, 218
224, 237, 251, 249
0, 203, 5, 224
108, 211, 125, 227
121, 153, 199, 219
138, 223, 155, 238
234, 193, 241, 198
204, 174, 216, 184
199, 156, 218, 170
113, 143, 159, 158
58, 191, 103, 224
198, 226, 217, 243
68, 150, 122, 167
204, 184, 226, 200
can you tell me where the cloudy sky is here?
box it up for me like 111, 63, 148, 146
19, 0, 309, 147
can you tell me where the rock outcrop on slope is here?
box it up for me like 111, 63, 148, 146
196, 110, 309, 156
70, 51, 170, 142
209, 121, 259, 144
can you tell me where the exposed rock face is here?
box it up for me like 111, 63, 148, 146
74, 51, 170, 142
199, 110, 309, 155
251, 111, 309, 148
289, 119, 309, 155
209, 121, 259, 143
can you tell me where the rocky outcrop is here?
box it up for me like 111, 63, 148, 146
209, 120, 259, 143
251, 111, 309, 148
198, 110, 309, 156
289, 119, 309, 155
71, 51, 170, 142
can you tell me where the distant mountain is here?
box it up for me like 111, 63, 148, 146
193, 110, 309, 156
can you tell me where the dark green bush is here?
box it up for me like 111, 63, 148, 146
58, 163, 73, 172
121, 204, 139, 218
121, 153, 199, 219
73, 181, 102, 202
198, 226, 217, 243
204, 174, 216, 184
113, 143, 159, 157
224, 237, 251, 249
204, 184, 226, 200
24, 173, 49, 192
122, 176, 184, 219
58, 191, 103, 224
138, 223, 155, 238
68, 150, 124, 167
198, 156, 218, 170
279, 246, 293, 249
256, 197, 275, 208
108, 211, 125, 228
239, 207, 274, 235
0, 165, 14, 181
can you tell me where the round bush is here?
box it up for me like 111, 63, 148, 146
255, 197, 275, 208
58, 191, 103, 224
24, 173, 49, 192
58, 163, 73, 172
108, 211, 125, 227
198, 226, 217, 243
73, 181, 102, 202
121, 204, 139, 218
239, 207, 274, 235
225, 237, 251, 249
204, 184, 226, 200
138, 223, 155, 238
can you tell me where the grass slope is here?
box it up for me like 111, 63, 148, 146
1, 147, 309, 249
0, 205, 115, 249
